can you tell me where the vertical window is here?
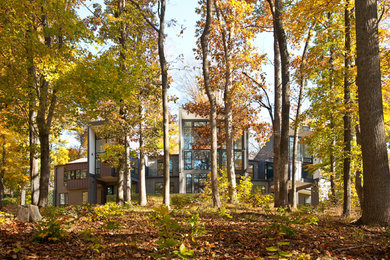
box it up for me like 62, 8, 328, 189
157, 161, 164, 176
234, 151, 243, 170
64, 171, 68, 186
248, 164, 254, 179
81, 170, 87, 179
186, 174, 192, 193
193, 151, 210, 170
107, 185, 114, 195
59, 193, 68, 206
76, 170, 81, 179
220, 151, 227, 169
265, 162, 274, 180
183, 127, 192, 149
184, 151, 192, 170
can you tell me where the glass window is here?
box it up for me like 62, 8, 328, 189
186, 174, 192, 193
169, 160, 173, 174
157, 162, 164, 176
234, 151, 243, 170
59, 193, 68, 206
266, 162, 274, 180
248, 164, 254, 179
64, 171, 68, 186
184, 121, 192, 127
76, 170, 81, 179
183, 127, 192, 149
220, 151, 227, 169
155, 182, 163, 194
107, 185, 114, 195
193, 151, 210, 170
80, 170, 87, 179
184, 151, 192, 170
70, 170, 76, 180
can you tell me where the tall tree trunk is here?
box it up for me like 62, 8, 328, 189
328, 12, 337, 205
27, 25, 40, 206
0, 135, 5, 209
117, 164, 125, 205
125, 135, 131, 202
37, 4, 58, 208
37, 126, 50, 207
273, 27, 281, 207
291, 27, 311, 208
138, 102, 147, 206
29, 90, 39, 206
343, 2, 352, 217
355, 0, 390, 225
274, 0, 290, 207
201, 0, 221, 209
157, 0, 170, 208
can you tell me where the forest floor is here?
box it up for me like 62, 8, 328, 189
0, 195, 389, 259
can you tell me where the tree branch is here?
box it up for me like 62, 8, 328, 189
128, 0, 160, 33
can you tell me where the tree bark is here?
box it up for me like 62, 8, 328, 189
0, 135, 5, 209
138, 102, 147, 206
291, 27, 311, 208
355, 0, 390, 225
274, 0, 290, 207
273, 27, 281, 207
117, 164, 125, 205
26, 25, 40, 206
37, 4, 58, 208
343, 2, 352, 217
201, 0, 221, 209
157, 0, 170, 208
124, 135, 131, 202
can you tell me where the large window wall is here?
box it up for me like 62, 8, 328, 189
182, 119, 246, 193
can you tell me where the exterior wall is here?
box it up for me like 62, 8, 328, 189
68, 189, 88, 205
54, 166, 67, 206
146, 176, 179, 194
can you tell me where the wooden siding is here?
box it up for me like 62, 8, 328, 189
67, 178, 88, 189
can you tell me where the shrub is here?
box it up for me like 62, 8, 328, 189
202, 168, 255, 205
32, 218, 69, 243
93, 202, 125, 221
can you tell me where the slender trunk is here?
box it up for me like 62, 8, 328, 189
37, 4, 57, 208
125, 135, 131, 202
118, 164, 125, 205
0, 136, 5, 209
355, 0, 390, 225
274, 0, 290, 207
291, 27, 311, 208
343, 3, 352, 217
201, 0, 221, 208
27, 25, 40, 205
328, 12, 337, 205
38, 127, 50, 207
157, 0, 170, 208
225, 101, 237, 204
29, 98, 39, 206
273, 28, 281, 207
214, 2, 237, 204
139, 102, 147, 206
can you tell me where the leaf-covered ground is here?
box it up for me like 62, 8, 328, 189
1, 197, 389, 259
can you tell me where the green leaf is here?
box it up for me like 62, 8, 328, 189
268, 255, 279, 258
279, 251, 293, 257
277, 242, 290, 246
266, 246, 279, 252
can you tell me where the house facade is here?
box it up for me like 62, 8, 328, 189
54, 111, 319, 206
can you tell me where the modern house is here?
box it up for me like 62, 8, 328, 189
54, 111, 319, 206
251, 128, 320, 205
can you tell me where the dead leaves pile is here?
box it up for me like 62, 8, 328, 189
0, 206, 390, 259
